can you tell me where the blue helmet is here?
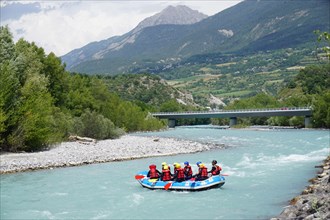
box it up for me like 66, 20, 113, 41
184, 161, 189, 165
196, 161, 202, 166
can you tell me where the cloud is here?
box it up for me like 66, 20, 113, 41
1, 1, 242, 56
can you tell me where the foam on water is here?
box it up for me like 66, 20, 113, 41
49, 192, 68, 197
129, 193, 145, 206
91, 212, 110, 220
236, 147, 329, 170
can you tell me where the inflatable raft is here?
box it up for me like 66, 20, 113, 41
135, 171, 225, 191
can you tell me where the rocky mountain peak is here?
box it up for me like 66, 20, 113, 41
134, 5, 208, 32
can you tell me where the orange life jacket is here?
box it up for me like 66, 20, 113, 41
212, 165, 222, 175
162, 169, 171, 181
149, 168, 159, 179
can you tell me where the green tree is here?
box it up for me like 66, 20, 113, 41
0, 26, 15, 62
72, 109, 124, 139
65, 74, 98, 116
0, 62, 20, 144
311, 92, 330, 128
8, 70, 56, 151
0, 26, 20, 147
160, 99, 183, 112
314, 30, 330, 61
42, 52, 69, 106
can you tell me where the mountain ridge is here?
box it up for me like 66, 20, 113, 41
62, 0, 329, 74
63, 5, 207, 69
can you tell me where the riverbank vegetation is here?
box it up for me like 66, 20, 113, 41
0, 26, 164, 152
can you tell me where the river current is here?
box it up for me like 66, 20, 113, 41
1, 127, 329, 219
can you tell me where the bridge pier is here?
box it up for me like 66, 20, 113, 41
168, 119, 176, 128
304, 116, 311, 128
229, 117, 237, 127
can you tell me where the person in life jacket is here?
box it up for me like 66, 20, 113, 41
147, 164, 161, 180
173, 162, 179, 174
162, 162, 171, 172
183, 161, 193, 180
172, 164, 185, 182
208, 160, 222, 176
161, 165, 172, 181
194, 162, 208, 181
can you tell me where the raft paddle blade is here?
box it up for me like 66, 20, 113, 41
164, 182, 172, 190
221, 174, 229, 176
135, 175, 145, 180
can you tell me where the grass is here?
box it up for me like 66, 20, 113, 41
167, 74, 221, 87
286, 66, 305, 70
215, 62, 237, 67
218, 90, 254, 97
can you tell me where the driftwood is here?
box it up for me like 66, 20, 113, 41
68, 135, 97, 144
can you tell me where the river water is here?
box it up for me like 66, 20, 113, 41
1, 127, 329, 219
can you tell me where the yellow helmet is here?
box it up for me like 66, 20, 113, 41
176, 164, 181, 168
163, 165, 169, 170
162, 162, 167, 166
173, 162, 179, 167
200, 163, 205, 168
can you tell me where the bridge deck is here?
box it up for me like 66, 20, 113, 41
152, 107, 312, 119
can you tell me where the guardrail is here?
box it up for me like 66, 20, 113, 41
152, 107, 312, 115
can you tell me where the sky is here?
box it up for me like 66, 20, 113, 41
1, 0, 242, 56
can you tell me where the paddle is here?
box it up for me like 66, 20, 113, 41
164, 182, 172, 190
135, 175, 145, 180
221, 174, 229, 176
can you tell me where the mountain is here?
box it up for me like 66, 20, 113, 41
104, 73, 197, 107
62, 5, 207, 70
62, 0, 330, 74
134, 5, 208, 32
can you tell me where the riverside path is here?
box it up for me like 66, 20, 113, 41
151, 107, 312, 128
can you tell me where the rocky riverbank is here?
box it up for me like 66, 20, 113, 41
0, 135, 225, 174
271, 156, 330, 220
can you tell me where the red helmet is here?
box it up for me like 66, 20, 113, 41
149, 164, 156, 169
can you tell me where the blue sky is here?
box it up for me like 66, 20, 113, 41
1, 1, 242, 56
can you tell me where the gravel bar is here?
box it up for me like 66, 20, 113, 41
0, 135, 225, 174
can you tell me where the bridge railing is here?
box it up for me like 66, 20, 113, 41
151, 107, 312, 115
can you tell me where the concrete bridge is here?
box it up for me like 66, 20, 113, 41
151, 107, 312, 128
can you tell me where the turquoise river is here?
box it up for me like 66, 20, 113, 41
1, 127, 329, 219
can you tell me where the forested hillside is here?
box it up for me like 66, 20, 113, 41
0, 26, 164, 152
103, 74, 197, 107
